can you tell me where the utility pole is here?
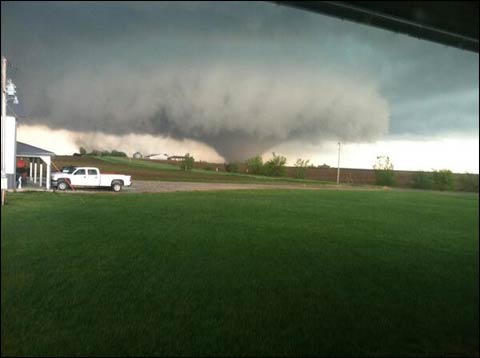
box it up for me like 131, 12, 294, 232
336, 141, 341, 185
1, 56, 7, 206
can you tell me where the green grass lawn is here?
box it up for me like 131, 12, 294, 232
2, 190, 478, 357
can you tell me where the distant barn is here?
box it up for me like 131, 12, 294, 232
167, 155, 186, 161
146, 154, 166, 160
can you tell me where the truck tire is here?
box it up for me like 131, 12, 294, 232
112, 182, 123, 192
57, 181, 68, 191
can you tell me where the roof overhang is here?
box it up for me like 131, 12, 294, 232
272, 1, 479, 52
16, 141, 55, 157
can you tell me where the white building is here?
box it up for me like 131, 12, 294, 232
1, 115, 55, 190
16, 142, 55, 190
147, 154, 168, 160
1, 115, 17, 189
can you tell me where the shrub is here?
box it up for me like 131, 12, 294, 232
264, 152, 287, 177
294, 158, 310, 179
432, 170, 455, 191
457, 173, 479, 192
180, 153, 195, 171
411, 171, 433, 189
373, 156, 395, 186
245, 155, 264, 175
225, 162, 240, 173
110, 150, 127, 157
375, 170, 395, 186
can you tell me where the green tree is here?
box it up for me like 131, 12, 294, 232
432, 169, 455, 191
180, 153, 195, 171
373, 156, 395, 186
111, 150, 127, 157
245, 155, 264, 175
264, 152, 287, 177
294, 158, 310, 179
411, 171, 433, 189
79, 147, 87, 156
457, 173, 479, 192
225, 162, 240, 173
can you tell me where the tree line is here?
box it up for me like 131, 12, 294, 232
77, 147, 127, 157
374, 156, 478, 192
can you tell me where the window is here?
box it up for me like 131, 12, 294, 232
74, 169, 86, 175
61, 166, 76, 173
88, 169, 98, 175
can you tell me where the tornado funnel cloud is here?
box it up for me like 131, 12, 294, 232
38, 66, 389, 161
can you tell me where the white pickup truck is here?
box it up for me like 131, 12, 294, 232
51, 167, 131, 192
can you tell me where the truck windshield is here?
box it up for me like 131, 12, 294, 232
61, 166, 76, 173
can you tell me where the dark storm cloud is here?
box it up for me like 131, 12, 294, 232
1, 1, 478, 160
32, 64, 388, 160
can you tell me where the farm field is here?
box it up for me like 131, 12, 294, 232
51, 156, 331, 185
1, 190, 479, 356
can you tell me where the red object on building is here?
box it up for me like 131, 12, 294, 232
17, 159, 26, 168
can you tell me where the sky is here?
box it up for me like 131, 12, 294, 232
2, 1, 479, 172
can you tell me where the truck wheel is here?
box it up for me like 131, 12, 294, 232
112, 182, 123, 192
58, 181, 68, 191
